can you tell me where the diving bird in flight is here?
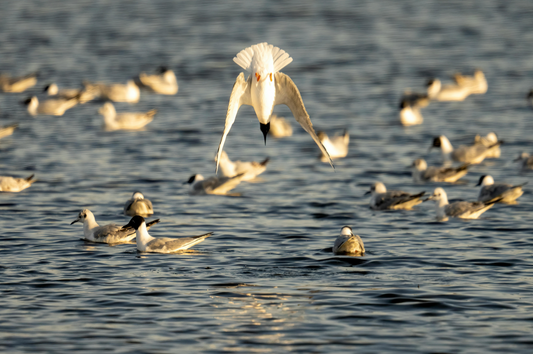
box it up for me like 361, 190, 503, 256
215, 42, 333, 172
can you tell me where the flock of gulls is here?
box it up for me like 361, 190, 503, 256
1, 42, 532, 255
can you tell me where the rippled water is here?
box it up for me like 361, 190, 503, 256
1, 0, 533, 352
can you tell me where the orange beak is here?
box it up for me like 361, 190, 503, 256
269, 73, 272, 82
255, 73, 261, 82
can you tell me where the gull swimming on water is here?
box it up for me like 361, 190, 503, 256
317, 130, 349, 162
398, 93, 429, 126
84, 80, 140, 103
123, 215, 212, 253
430, 135, 502, 164
0, 174, 36, 192
216, 151, 269, 181
215, 42, 333, 171
411, 158, 468, 183
0, 72, 37, 92
0, 124, 18, 139
514, 152, 533, 170
139, 67, 178, 95
268, 114, 293, 138
453, 69, 487, 95
71, 209, 159, 244
426, 78, 472, 101
124, 192, 154, 216
426, 187, 499, 220
44, 83, 96, 104
99, 102, 156, 131
474, 132, 501, 158
333, 226, 365, 255
24, 96, 79, 116
366, 182, 425, 210
476, 175, 525, 204
186, 173, 246, 196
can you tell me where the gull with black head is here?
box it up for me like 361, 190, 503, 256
215, 42, 333, 172
186, 173, 246, 196
476, 175, 525, 204
430, 135, 502, 164
123, 215, 212, 253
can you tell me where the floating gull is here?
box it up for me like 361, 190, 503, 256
515, 152, 533, 170
84, 80, 140, 103
474, 132, 501, 158
215, 42, 333, 171
139, 67, 178, 95
333, 226, 365, 255
123, 215, 212, 253
71, 209, 159, 244
0, 174, 36, 192
0, 124, 18, 139
24, 96, 79, 116
477, 175, 525, 204
453, 69, 487, 95
0, 72, 37, 92
99, 102, 156, 131
124, 191, 154, 216
268, 114, 293, 138
216, 151, 269, 181
430, 135, 501, 164
44, 83, 96, 104
426, 78, 472, 101
366, 182, 425, 210
317, 130, 349, 162
186, 173, 246, 196
398, 93, 429, 126
411, 158, 468, 183
426, 187, 499, 220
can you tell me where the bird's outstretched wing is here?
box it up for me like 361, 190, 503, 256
215, 73, 252, 172
274, 72, 334, 168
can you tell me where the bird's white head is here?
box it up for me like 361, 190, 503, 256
132, 191, 144, 200
428, 187, 448, 204
477, 175, 494, 187
340, 226, 353, 236
71, 209, 94, 225
412, 158, 427, 171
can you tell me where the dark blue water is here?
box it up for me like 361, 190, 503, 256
1, 0, 533, 352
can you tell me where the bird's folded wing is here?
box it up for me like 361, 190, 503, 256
211, 174, 245, 194
215, 73, 252, 172
273, 72, 334, 168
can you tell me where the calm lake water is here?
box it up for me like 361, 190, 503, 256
1, 0, 533, 353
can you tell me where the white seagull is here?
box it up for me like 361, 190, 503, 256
366, 182, 425, 210
430, 135, 501, 164
0, 124, 18, 139
476, 175, 525, 204
426, 187, 499, 220
186, 173, 246, 196
515, 152, 533, 170
333, 226, 365, 255
70, 209, 159, 244
426, 78, 472, 101
99, 102, 156, 131
24, 96, 79, 116
453, 69, 487, 94
474, 132, 501, 158
123, 215, 212, 253
268, 114, 293, 138
84, 80, 140, 103
398, 93, 429, 126
215, 42, 333, 172
411, 158, 468, 183
317, 130, 349, 162
216, 151, 269, 181
0, 72, 37, 92
124, 191, 154, 216
139, 67, 178, 95
44, 83, 96, 104
0, 174, 36, 192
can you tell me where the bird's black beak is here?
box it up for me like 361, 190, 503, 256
364, 191, 371, 196
70, 219, 79, 225
260, 122, 270, 145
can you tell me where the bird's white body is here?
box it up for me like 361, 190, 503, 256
85, 80, 140, 103
99, 102, 156, 131
318, 131, 349, 161
477, 175, 524, 204
433, 135, 498, 164
474, 132, 500, 158
45, 83, 96, 103
187, 173, 246, 196
0, 124, 18, 139
453, 70, 487, 94
217, 151, 269, 181
399, 104, 424, 126
26, 96, 79, 116
0, 73, 37, 92
0, 175, 36, 192
368, 182, 425, 210
411, 158, 468, 183
139, 69, 178, 95
333, 226, 365, 255
427, 187, 495, 221
215, 42, 332, 171
427, 79, 472, 101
